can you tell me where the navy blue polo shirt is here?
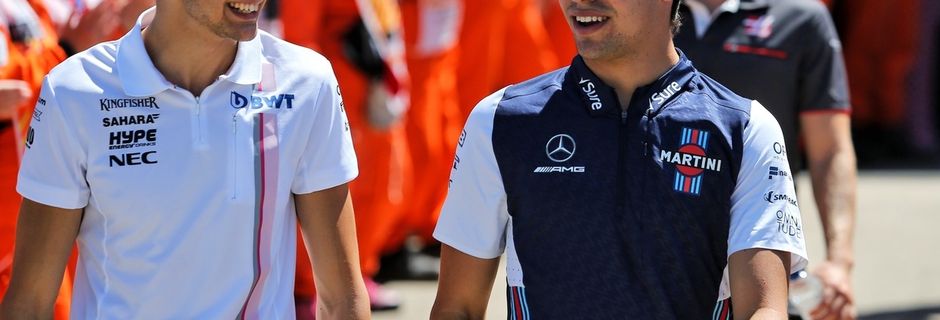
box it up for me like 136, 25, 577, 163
435, 52, 807, 319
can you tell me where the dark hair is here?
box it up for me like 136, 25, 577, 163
670, 0, 683, 35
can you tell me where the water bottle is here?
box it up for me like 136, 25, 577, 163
789, 269, 823, 319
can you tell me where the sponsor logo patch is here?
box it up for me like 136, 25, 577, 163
763, 190, 798, 207
109, 129, 157, 150
109, 151, 158, 167
231, 91, 295, 109
535, 134, 585, 174
662, 127, 721, 195
100, 97, 159, 112
776, 209, 803, 239
102, 114, 159, 127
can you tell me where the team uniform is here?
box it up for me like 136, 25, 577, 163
675, 0, 850, 172
17, 8, 357, 319
435, 52, 807, 318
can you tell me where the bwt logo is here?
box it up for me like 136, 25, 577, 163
578, 78, 603, 111
231, 91, 296, 109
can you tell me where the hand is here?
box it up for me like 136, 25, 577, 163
810, 261, 856, 320
59, 0, 122, 52
0, 80, 32, 121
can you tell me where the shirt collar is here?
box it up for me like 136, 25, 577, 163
684, 0, 741, 38
116, 7, 263, 97
567, 49, 698, 118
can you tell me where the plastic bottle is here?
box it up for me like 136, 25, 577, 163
789, 269, 823, 319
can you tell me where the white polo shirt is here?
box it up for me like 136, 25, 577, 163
17, 8, 357, 319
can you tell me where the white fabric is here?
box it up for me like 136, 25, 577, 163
17, 8, 357, 319
684, 0, 741, 38
718, 100, 809, 301
433, 88, 509, 259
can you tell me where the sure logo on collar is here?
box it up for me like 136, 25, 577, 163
579, 78, 603, 111
534, 134, 585, 173
231, 91, 296, 109
661, 127, 722, 195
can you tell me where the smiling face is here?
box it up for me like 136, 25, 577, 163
559, 0, 673, 61
181, 0, 266, 41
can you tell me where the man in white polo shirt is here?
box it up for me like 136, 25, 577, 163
0, 1, 369, 319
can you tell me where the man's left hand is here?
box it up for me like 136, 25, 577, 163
810, 261, 856, 320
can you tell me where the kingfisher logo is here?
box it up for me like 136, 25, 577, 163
578, 78, 603, 111
662, 127, 721, 195
231, 91, 296, 109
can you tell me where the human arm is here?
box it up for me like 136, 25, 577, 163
801, 112, 857, 320
0, 200, 82, 319
431, 89, 510, 319
727, 102, 808, 318
430, 245, 501, 320
295, 184, 370, 320
728, 249, 792, 320
796, 3, 857, 318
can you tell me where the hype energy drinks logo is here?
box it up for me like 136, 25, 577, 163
660, 127, 723, 195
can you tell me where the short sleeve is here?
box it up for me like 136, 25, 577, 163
729, 101, 808, 272
17, 77, 89, 209
798, 4, 850, 112
433, 88, 510, 259
291, 69, 359, 194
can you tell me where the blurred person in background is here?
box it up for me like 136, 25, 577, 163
382, 0, 463, 274
537, 0, 577, 67
674, 0, 857, 319
455, 0, 558, 118
281, 0, 411, 314
0, 0, 141, 318
823, 0, 919, 165
377, 0, 563, 283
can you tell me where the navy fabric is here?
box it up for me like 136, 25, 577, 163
491, 53, 752, 319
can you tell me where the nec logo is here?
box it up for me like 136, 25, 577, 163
231, 91, 295, 109
579, 78, 603, 111
109, 151, 157, 167
651, 82, 681, 106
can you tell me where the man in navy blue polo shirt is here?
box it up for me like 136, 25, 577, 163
430, 0, 807, 319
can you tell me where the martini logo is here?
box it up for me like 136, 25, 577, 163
661, 127, 721, 195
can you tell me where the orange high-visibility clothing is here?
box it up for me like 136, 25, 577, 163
281, 0, 411, 298
456, 0, 558, 117
0, 0, 72, 318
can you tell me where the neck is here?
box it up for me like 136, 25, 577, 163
142, 8, 238, 96
583, 42, 681, 111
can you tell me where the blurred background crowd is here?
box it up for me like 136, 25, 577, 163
0, 0, 937, 319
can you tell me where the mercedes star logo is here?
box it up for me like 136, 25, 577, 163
546, 134, 576, 162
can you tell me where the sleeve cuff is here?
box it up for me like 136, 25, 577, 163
291, 166, 358, 195
728, 241, 809, 275
16, 177, 88, 210
433, 230, 503, 260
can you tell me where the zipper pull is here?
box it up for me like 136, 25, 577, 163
621, 110, 628, 124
